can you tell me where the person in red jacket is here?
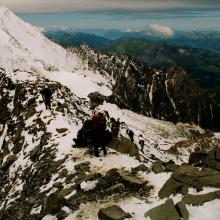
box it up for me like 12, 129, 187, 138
92, 112, 107, 157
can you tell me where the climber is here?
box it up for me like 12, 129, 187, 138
139, 135, 145, 152
111, 117, 120, 138
127, 129, 134, 142
41, 85, 53, 110
92, 112, 107, 157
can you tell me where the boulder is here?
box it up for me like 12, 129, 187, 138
106, 169, 146, 188
131, 164, 149, 173
56, 210, 68, 220
164, 164, 179, 172
159, 164, 220, 198
98, 205, 131, 220
158, 178, 182, 199
107, 137, 139, 160
188, 151, 207, 165
42, 193, 66, 215
205, 148, 220, 171
145, 199, 181, 220
88, 92, 105, 109
181, 190, 220, 206
176, 202, 189, 220
152, 160, 163, 173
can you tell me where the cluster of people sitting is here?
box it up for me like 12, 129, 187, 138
40, 85, 145, 157
74, 112, 120, 157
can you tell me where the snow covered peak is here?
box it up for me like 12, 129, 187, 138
0, 5, 81, 72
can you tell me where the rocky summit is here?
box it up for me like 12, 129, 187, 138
0, 5, 220, 220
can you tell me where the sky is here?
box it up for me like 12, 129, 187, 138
1, 0, 220, 13
1, 0, 220, 36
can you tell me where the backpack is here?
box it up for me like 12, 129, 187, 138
92, 113, 106, 131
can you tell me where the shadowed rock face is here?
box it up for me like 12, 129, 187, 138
73, 46, 220, 131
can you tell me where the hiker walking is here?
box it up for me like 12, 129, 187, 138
92, 112, 107, 157
41, 85, 53, 110
127, 129, 134, 142
139, 135, 145, 151
111, 118, 120, 138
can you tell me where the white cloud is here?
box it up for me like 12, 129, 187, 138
148, 24, 175, 38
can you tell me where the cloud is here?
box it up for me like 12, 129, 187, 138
148, 24, 175, 37
1, 0, 220, 13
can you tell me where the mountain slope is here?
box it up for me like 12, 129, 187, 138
0, 5, 81, 72
73, 45, 220, 131
0, 68, 191, 219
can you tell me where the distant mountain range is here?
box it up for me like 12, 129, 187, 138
45, 31, 220, 101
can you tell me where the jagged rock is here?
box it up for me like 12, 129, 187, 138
181, 190, 220, 206
159, 164, 220, 198
98, 205, 131, 220
29, 145, 41, 161
145, 199, 181, 220
56, 210, 68, 220
159, 177, 183, 199
107, 137, 139, 160
105, 183, 125, 195
26, 197, 36, 205
2, 154, 17, 169
164, 164, 179, 172
205, 148, 220, 171
58, 168, 68, 178
42, 193, 66, 215
152, 160, 163, 173
56, 128, 68, 133
88, 92, 106, 109
74, 161, 91, 171
176, 202, 189, 220
53, 182, 63, 189
106, 169, 146, 188
131, 164, 149, 173
25, 105, 37, 119
59, 186, 75, 198
188, 151, 207, 165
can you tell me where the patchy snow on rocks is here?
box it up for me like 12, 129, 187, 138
0, 4, 220, 220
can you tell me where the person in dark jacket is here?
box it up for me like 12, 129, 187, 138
111, 118, 120, 138
41, 86, 53, 109
128, 129, 134, 142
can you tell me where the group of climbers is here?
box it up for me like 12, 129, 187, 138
74, 112, 113, 157
40, 85, 145, 157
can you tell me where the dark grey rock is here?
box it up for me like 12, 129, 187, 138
152, 160, 163, 174
42, 193, 66, 215
98, 205, 131, 220
145, 199, 181, 220
56, 210, 68, 220
176, 201, 189, 220
56, 128, 68, 133
2, 154, 17, 169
